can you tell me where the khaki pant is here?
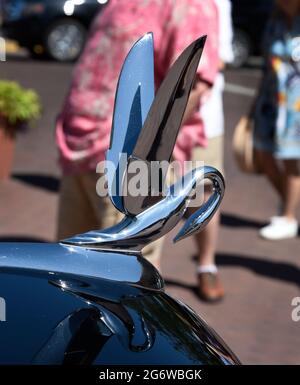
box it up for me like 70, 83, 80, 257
192, 135, 224, 176
57, 173, 163, 266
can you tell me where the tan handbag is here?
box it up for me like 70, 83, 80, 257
232, 116, 261, 174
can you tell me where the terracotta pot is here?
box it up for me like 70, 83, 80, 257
0, 122, 16, 180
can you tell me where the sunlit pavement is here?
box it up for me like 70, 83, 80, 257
0, 54, 299, 364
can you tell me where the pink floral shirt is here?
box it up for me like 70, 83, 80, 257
56, 0, 219, 174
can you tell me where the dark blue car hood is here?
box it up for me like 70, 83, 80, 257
0, 243, 240, 365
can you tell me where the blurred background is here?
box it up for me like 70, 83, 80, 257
0, 0, 299, 364
0, 0, 273, 66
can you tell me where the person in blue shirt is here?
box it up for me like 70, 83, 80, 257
254, 0, 300, 240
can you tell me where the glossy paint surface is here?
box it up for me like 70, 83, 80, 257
0, 258, 240, 365
0, 242, 163, 290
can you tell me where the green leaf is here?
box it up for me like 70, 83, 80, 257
0, 80, 42, 126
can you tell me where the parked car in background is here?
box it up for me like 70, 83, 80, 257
0, 0, 108, 61
1, 0, 274, 65
230, 0, 274, 67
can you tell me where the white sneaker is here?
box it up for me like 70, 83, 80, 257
259, 216, 298, 240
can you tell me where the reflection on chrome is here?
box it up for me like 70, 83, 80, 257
63, 166, 224, 251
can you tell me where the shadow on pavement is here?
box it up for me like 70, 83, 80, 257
5, 54, 30, 62
216, 253, 300, 288
221, 212, 300, 236
164, 279, 223, 303
6, 53, 76, 66
13, 174, 60, 193
221, 212, 267, 229
164, 279, 198, 296
167, 252, 300, 297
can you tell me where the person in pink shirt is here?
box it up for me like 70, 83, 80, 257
56, 0, 222, 301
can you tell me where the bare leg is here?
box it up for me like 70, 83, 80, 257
189, 186, 224, 301
257, 150, 284, 198
189, 188, 219, 266
282, 160, 300, 220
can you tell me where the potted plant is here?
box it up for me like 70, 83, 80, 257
0, 80, 41, 180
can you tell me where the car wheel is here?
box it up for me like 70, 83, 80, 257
231, 29, 252, 68
45, 19, 86, 62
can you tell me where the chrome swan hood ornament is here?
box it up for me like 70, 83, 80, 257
63, 34, 225, 253
63, 166, 224, 251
